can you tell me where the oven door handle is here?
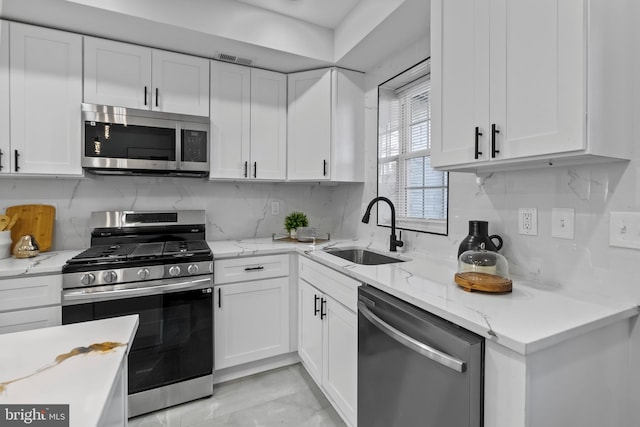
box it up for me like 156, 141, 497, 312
62, 277, 212, 305
358, 301, 466, 373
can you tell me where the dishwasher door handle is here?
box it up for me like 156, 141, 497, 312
358, 301, 466, 373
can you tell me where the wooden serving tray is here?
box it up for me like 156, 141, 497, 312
454, 272, 512, 293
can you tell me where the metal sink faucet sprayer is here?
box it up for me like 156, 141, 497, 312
361, 197, 404, 252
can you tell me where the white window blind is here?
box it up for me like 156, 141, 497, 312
378, 59, 448, 235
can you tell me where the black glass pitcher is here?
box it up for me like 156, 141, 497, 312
457, 220, 503, 257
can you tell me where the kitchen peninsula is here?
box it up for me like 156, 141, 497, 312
0, 315, 138, 427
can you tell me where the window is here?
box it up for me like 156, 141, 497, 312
377, 59, 448, 235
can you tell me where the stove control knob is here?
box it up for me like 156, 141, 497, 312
81, 273, 95, 286
187, 264, 199, 275
138, 268, 151, 280
103, 271, 117, 283
169, 266, 181, 277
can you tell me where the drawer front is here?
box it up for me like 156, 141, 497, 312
215, 254, 289, 284
0, 275, 62, 312
0, 306, 61, 334
299, 257, 359, 311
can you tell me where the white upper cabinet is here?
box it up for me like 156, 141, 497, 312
431, 0, 633, 172
83, 38, 151, 111
250, 68, 287, 180
84, 37, 209, 116
7, 22, 82, 176
287, 68, 364, 182
210, 61, 250, 179
210, 61, 286, 180
152, 49, 210, 116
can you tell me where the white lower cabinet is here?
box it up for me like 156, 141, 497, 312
298, 257, 357, 427
214, 254, 290, 370
0, 273, 62, 334
0, 306, 60, 334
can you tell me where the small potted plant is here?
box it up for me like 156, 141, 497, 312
284, 211, 309, 239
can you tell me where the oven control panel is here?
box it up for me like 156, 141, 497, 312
63, 261, 213, 289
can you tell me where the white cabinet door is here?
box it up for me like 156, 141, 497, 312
9, 23, 82, 176
152, 49, 209, 116
0, 20, 9, 175
250, 68, 286, 180
298, 279, 324, 384
491, 0, 585, 160
323, 295, 357, 426
214, 277, 289, 369
287, 69, 332, 181
83, 37, 151, 110
431, 0, 489, 167
210, 61, 250, 179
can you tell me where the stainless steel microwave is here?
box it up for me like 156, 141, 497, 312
81, 103, 210, 177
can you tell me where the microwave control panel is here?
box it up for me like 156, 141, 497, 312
181, 130, 208, 163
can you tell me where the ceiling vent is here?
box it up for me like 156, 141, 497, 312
216, 53, 254, 66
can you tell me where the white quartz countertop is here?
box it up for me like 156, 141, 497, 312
0, 250, 82, 278
208, 237, 639, 355
0, 315, 139, 426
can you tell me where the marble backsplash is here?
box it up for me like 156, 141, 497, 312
0, 175, 363, 251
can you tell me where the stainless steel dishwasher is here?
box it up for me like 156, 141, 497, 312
358, 285, 484, 427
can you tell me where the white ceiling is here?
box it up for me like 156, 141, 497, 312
0, 0, 429, 73
233, 0, 362, 29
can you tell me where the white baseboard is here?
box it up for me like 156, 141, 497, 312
213, 352, 300, 385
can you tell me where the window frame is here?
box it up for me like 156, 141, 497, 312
376, 58, 449, 236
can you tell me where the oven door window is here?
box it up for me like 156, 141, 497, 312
85, 122, 176, 161
64, 288, 212, 394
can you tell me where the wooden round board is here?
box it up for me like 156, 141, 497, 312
454, 272, 512, 293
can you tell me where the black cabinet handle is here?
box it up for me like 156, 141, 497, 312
314, 295, 320, 316
320, 297, 327, 319
155, 88, 159, 107
0, 148, 3, 171
244, 161, 248, 178
474, 126, 483, 159
144, 86, 148, 106
323, 160, 327, 176
14, 150, 19, 172
218, 288, 221, 308
253, 162, 257, 178
491, 123, 500, 158
244, 266, 264, 272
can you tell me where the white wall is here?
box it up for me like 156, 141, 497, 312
0, 176, 362, 249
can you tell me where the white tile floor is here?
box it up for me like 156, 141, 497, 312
128, 363, 346, 427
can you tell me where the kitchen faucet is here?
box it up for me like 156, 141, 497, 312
361, 196, 404, 252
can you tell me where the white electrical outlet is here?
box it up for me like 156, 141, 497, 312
609, 211, 640, 250
518, 208, 538, 236
552, 208, 575, 239
271, 201, 280, 215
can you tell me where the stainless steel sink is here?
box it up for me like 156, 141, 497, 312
323, 247, 407, 265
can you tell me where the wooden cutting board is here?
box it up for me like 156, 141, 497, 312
5, 204, 56, 252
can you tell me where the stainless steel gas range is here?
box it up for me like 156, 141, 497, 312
61, 210, 214, 418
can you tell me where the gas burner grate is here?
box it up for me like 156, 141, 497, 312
163, 240, 210, 255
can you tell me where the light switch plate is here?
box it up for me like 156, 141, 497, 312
552, 208, 574, 239
609, 211, 640, 250
518, 208, 538, 236
271, 201, 280, 215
